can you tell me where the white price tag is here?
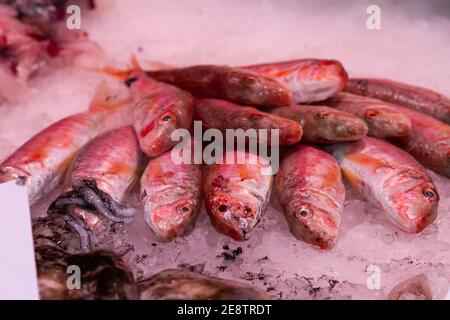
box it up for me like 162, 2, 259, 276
0, 181, 39, 300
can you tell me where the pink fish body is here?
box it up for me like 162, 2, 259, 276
244, 59, 348, 103
127, 73, 193, 157
276, 145, 345, 249
140, 147, 202, 241
328, 137, 439, 233
204, 150, 272, 240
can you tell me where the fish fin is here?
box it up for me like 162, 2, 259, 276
139, 59, 174, 70
88, 80, 132, 112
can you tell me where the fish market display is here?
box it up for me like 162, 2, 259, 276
270, 105, 368, 143
126, 70, 194, 157
204, 150, 273, 241
328, 137, 439, 233
276, 145, 345, 249
195, 98, 302, 146
323, 92, 411, 138
243, 59, 348, 103
36, 245, 138, 300
48, 126, 141, 252
140, 145, 202, 241
138, 269, 270, 300
0, 1, 100, 100
388, 104, 450, 178
345, 78, 450, 124
146, 64, 292, 108
0, 83, 131, 203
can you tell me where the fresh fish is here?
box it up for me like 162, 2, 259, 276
328, 137, 439, 233
125, 71, 193, 157
48, 126, 141, 252
140, 146, 202, 241
36, 245, 138, 300
345, 78, 450, 124
323, 92, 411, 138
243, 59, 348, 103
195, 98, 302, 146
146, 65, 292, 108
389, 105, 450, 178
204, 150, 272, 240
271, 105, 368, 143
276, 145, 345, 249
138, 269, 270, 300
0, 82, 132, 204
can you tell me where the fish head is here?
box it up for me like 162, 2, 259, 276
285, 200, 339, 250
139, 109, 180, 157
144, 196, 197, 241
208, 192, 260, 241
364, 107, 412, 137
227, 71, 291, 106
389, 182, 439, 233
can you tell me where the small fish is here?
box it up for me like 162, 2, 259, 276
138, 269, 270, 300
0, 82, 131, 203
345, 78, 450, 124
195, 98, 302, 145
204, 150, 272, 240
243, 59, 348, 103
48, 126, 141, 252
323, 92, 411, 138
276, 145, 345, 249
328, 137, 439, 233
271, 105, 368, 143
140, 145, 202, 241
389, 104, 450, 178
146, 65, 291, 108
36, 245, 138, 300
126, 71, 193, 157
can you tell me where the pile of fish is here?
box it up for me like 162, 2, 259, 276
1, 52, 450, 299
0, 0, 100, 101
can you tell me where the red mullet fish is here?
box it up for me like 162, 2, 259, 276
345, 78, 450, 124
328, 137, 439, 233
48, 126, 141, 252
140, 145, 202, 241
195, 98, 302, 146
324, 92, 412, 138
204, 150, 272, 240
0, 82, 132, 203
243, 59, 348, 103
276, 145, 345, 249
271, 105, 367, 143
146, 64, 292, 108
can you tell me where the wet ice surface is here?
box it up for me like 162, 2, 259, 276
2, 0, 450, 299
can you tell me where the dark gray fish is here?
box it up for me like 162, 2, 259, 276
138, 269, 270, 300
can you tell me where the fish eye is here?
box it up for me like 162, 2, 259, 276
217, 204, 228, 212
422, 188, 436, 199
161, 114, 172, 121
296, 206, 309, 218
178, 204, 192, 215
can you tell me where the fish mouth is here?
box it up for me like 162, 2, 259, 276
143, 199, 198, 241
285, 202, 339, 250
48, 179, 135, 250
388, 183, 439, 233
208, 198, 261, 241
